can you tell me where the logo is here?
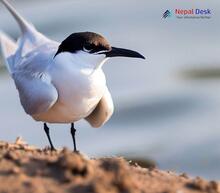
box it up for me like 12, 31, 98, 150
162, 9, 212, 19
175, 9, 211, 15
162, 10, 172, 18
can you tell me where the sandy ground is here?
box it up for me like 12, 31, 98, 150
0, 138, 219, 193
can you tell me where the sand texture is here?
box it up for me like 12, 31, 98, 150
0, 138, 219, 193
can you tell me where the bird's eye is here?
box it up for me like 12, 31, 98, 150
83, 43, 93, 52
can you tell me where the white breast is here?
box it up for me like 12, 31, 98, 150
33, 52, 107, 123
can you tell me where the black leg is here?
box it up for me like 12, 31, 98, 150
70, 123, 77, 152
44, 123, 56, 151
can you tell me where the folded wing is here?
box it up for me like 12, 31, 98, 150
13, 71, 58, 116
12, 46, 59, 116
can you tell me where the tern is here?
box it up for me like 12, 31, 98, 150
0, 0, 145, 151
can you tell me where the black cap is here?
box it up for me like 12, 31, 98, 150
55, 31, 145, 60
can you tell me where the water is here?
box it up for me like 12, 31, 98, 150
0, 0, 220, 179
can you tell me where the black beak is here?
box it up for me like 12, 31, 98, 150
105, 47, 145, 59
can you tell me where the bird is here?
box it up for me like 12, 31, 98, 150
0, 0, 145, 151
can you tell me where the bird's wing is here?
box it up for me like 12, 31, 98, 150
0, 0, 59, 115
0, 0, 56, 69
0, 0, 35, 34
0, 31, 17, 73
0, 0, 50, 44
12, 49, 58, 116
85, 87, 114, 128
13, 71, 58, 116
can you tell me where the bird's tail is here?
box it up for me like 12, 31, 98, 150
0, 0, 35, 34
0, 31, 17, 74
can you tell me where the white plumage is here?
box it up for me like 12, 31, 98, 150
0, 0, 114, 127
0, 0, 145, 151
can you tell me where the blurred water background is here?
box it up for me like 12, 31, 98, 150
0, 0, 220, 179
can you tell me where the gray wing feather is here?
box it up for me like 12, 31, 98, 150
13, 72, 58, 115
0, 31, 17, 73
11, 43, 59, 116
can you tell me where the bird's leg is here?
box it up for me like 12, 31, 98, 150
70, 123, 77, 152
44, 123, 56, 151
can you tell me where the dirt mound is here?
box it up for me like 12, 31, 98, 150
0, 138, 219, 193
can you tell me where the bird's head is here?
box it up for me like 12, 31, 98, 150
55, 32, 145, 69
